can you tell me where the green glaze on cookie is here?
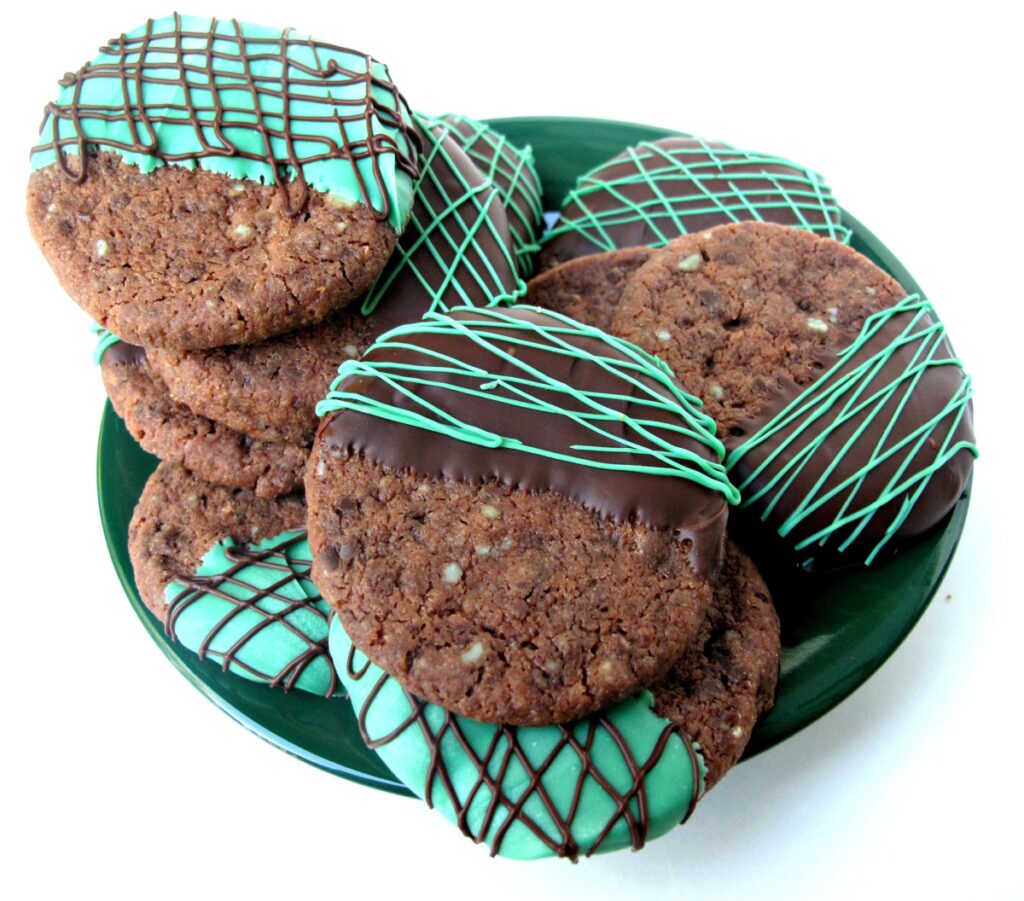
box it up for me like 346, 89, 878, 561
164, 530, 338, 696
317, 306, 739, 505
31, 14, 419, 229
329, 618, 705, 860
543, 135, 850, 257
426, 113, 544, 276
727, 294, 978, 567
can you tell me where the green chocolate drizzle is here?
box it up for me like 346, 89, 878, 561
91, 323, 121, 364
726, 294, 977, 566
317, 306, 738, 504
31, 14, 419, 228
543, 136, 850, 255
164, 530, 338, 696
330, 618, 705, 860
428, 113, 544, 276
360, 116, 526, 319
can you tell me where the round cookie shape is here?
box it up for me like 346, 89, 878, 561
609, 222, 977, 569
99, 336, 306, 498
326, 541, 778, 859
540, 135, 849, 270
146, 117, 525, 446
28, 14, 420, 349
129, 463, 337, 696
432, 113, 545, 276
308, 306, 737, 726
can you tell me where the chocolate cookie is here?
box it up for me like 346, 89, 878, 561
128, 462, 337, 696
525, 246, 654, 331
100, 338, 306, 498
433, 113, 545, 275
608, 222, 977, 569
308, 306, 737, 726
652, 541, 779, 789
146, 116, 524, 447
540, 135, 849, 271
28, 14, 420, 350
328, 540, 778, 859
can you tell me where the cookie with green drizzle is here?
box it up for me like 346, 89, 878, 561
307, 305, 739, 726
128, 463, 337, 696
608, 222, 977, 571
538, 135, 849, 273
329, 540, 779, 860
430, 113, 544, 276
27, 13, 420, 350
144, 114, 525, 447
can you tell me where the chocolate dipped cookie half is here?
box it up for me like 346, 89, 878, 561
307, 306, 738, 726
608, 221, 977, 570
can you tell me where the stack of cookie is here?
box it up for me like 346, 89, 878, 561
27, 14, 977, 863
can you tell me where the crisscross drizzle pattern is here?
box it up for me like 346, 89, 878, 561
166, 529, 338, 696
360, 117, 526, 322
432, 113, 544, 276
727, 294, 977, 567
317, 306, 738, 515
32, 14, 419, 222
334, 621, 703, 860
542, 135, 849, 261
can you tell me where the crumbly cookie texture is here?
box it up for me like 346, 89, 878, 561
148, 314, 379, 447
608, 221, 905, 435
128, 462, 306, 620
29, 15, 420, 349
308, 450, 718, 726
101, 342, 306, 498
526, 247, 654, 331
29, 153, 397, 349
653, 541, 780, 789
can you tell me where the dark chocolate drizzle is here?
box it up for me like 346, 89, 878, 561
346, 646, 701, 861
166, 529, 338, 695
34, 14, 420, 216
322, 307, 730, 576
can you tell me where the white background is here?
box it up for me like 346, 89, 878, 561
2, 2, 1018, 898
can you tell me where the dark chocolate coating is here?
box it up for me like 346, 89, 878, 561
322, 306, 728, 573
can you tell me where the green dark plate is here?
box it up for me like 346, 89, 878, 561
97, 116, 971, 797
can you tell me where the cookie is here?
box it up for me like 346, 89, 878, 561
540, 135, 849, 270
128, 462, 336, 696
145, 116, 525, 447
608, 222, 977, 569
28, 14, 420, 350
433, 113, 545, 276
99, 337, 306, 498
525, 246, 654, 331
308, 306, 737, 726
328, 540, 778, 860
652, 542, 780, 789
